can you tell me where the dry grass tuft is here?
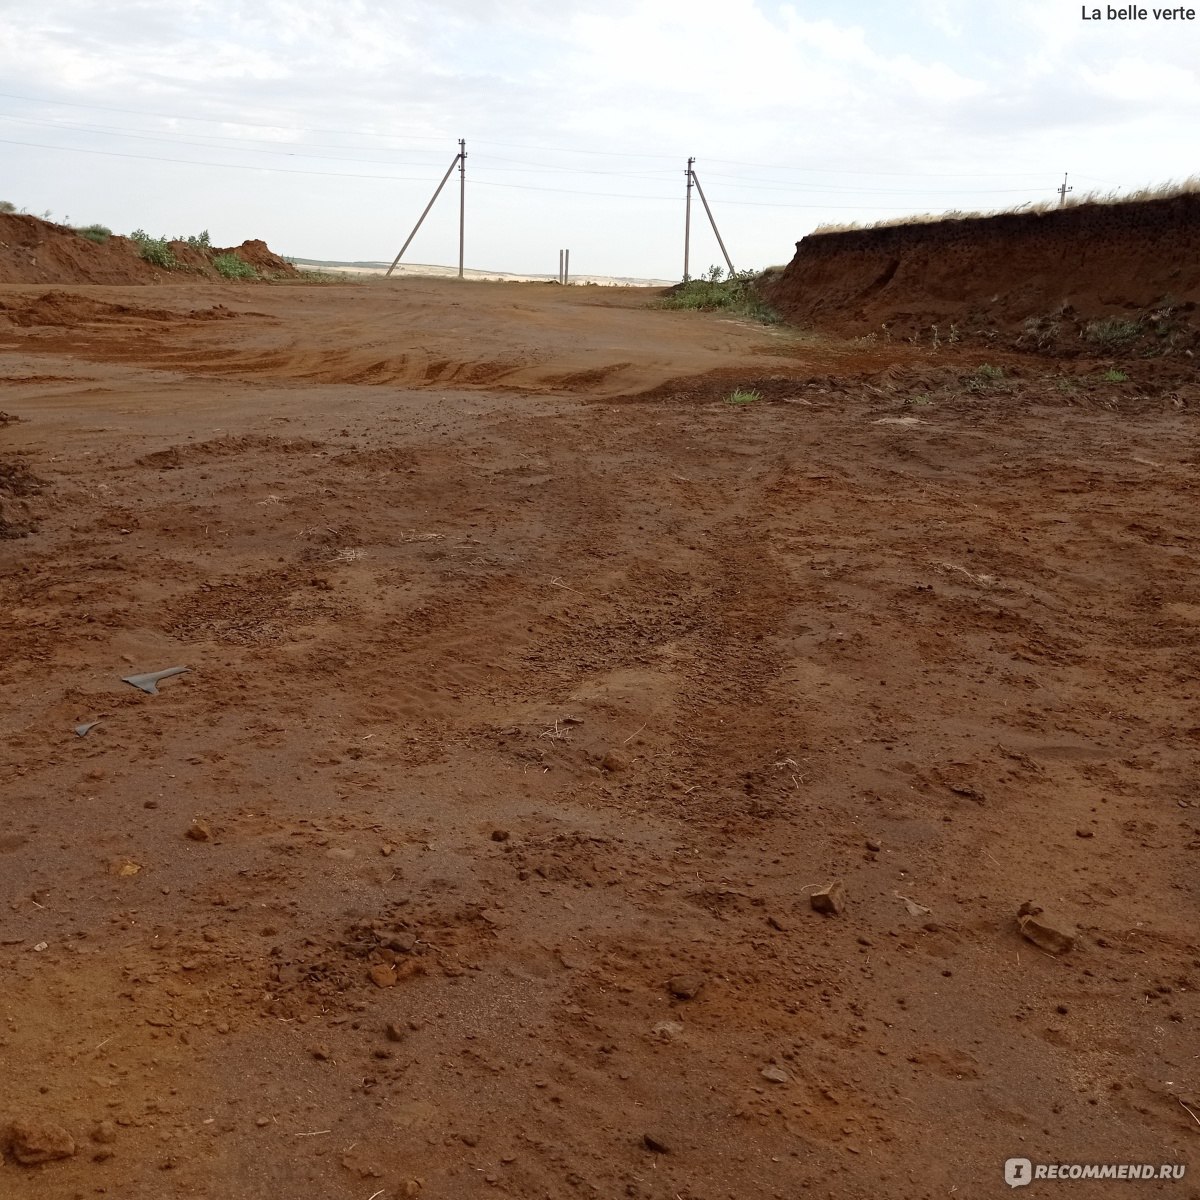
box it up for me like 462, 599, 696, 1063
811, 176, 1200, 235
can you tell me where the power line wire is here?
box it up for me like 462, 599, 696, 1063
1, 127, 1071, 199
0, 88, 1072, 179
4, 134, 1067, 210
0, 90, 451, 143
0, 136, 445, 182
0, 114, 452, 166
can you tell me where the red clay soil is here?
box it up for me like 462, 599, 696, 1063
0, 213, 297, 285
1, 276, 1198, 1198
764, 194, 1200, 358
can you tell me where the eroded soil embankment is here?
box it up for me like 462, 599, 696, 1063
0, 213, 297, 285
764, 194, 1200, 359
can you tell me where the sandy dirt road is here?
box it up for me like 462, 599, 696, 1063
1, 278, 1198, 1199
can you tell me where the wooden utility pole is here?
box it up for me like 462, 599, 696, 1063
683, 156, 694, 282
458, 138, 467, 278
386, 145, 463, 277
563, 248, 569, 285
689, 166, 736, 277
558, 249, 564, 285
1057, 172, 1073, 207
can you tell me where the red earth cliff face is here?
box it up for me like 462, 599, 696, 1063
764, 194, 1200, 354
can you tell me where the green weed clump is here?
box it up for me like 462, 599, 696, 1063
74, 224, 112, 244
130, 229, 176, 269
0, 200, 16, 214
659, 266, 779, 324
965, 364, 1008, 393
1084, 317, 1142, 349
212, 253, 257, 279
724, 388, 762, 406
1100, 368, 1129, 383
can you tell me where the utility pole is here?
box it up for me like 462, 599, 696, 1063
386, 143, 464, 278
563, 248, 569, 286
558, 249, 564, 285
1057, 171, 1073, 207
458, 138, 467, 278
689, 165, 736, 277
683, 156, 694, 282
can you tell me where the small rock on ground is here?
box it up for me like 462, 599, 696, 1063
667, 973, 705, 1000
811, 879, 846, 916
7, 1119, 77, 1165
1017, 901, 1076, 955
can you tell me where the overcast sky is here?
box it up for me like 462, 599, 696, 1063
1, 1, 1196, 279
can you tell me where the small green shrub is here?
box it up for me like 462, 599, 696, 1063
130, 229, 176, 269
177, 230, 211, 249
1100, 368, 1128, 383
725, 388, 762, 406
965, 364, 1007, 393
212, 253, 257, 279
75, 224, 112, 244
0, 200, 16, 214
659, 266, 779, 324
1084, 317, 1141, 349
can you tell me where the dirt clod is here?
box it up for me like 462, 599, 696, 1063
368, 964, 397, 988
1017, 901, 1077, 955
6, 1119, 76, 1165
810, 880, 846, 916
667, 974, 706, 1000
601, 750, 629, 773
90, 1121, 117, 1145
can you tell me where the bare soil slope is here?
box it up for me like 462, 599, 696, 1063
0, 213, 297, 285
765, 194, 1200, 359
1, 278, 1198, 1199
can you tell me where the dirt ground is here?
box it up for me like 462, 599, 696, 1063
1, 277, 1198, 1199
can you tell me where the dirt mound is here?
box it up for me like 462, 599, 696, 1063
136, 433, 324, 468
0, 213, 298, 285
218, 239, 295, 275
764, 193, 1200, 359
0, 291, 240, 327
